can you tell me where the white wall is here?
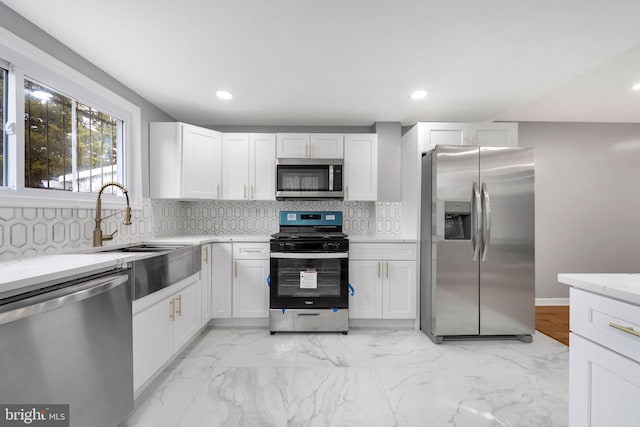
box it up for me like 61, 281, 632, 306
518, 122, 640, 298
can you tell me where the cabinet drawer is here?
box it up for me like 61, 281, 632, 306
571, 288, 640, 363
349, 243, 416, 261
233, 242, 270, 259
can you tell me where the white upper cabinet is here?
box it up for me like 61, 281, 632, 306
276, 133, 309, 158
421, 122, 468, 151
222, 133, 276, 200
468, 122, 518, 147
222, 133, 250, 200
249, 134, 276, 200
150, 122, 222, 199
420, 122, 518, 152
309, 134, 344, 158
277, 133, 344, 159
344, 134, 378, 201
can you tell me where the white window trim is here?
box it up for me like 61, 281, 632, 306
0, 25, 142, 210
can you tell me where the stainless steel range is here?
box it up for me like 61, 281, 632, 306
269, 211, 349, 334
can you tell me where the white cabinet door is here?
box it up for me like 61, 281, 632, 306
150, 122, 222, 199
211, 243, 232, 318
310, 134, 344, 158
233, 259, 270, 318
383, 260, 416, 319
348, 260, 383, 319
344, 134, 378, 201
181, 124, 222, 199
132, 298, 172, 391
172, 280, 202, 351
249, 133, 276, 200
420, 122, 468, 152
222, 133, 250, 200
200, 245, 212, 326
469, 122, 518, 147
570, 333, 640, 427
276, 133, 309, 158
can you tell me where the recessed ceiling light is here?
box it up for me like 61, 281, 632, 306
216, 90, 233, 100
411, 90, 428, 100
632, 83, 640, 91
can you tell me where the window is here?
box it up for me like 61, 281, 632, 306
24, 79, 123, 193
0, 31, 141, 208
1, 65, 6, 187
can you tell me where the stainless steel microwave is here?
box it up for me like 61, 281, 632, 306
276, 158, 343, 200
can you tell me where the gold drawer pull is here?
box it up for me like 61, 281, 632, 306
169, 298, 175, 321
609, 322, 640, 337
176, 295, 182, 317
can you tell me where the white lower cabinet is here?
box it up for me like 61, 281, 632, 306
232, 242, 270, 318
233, 259, 270, 318
569, 288, 640, 427
201, 244, 212, 325
348, 243, 417, 319
132, 277, 202, 393
570, 333, 640, 427
210, 243, 233, 319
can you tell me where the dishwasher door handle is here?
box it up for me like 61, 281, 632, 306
0, 273, 130, 325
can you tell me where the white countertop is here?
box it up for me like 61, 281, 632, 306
150, 234, 272, 245
0, 234, 416, 296
558, 273, 640, 306
0, 253, 141, 296
348, 236, 417, 243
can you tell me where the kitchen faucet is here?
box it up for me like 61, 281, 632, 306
93, 181, 132, 247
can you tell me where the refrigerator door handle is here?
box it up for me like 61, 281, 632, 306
472, 181, 482, 260
481, 182, 492, 261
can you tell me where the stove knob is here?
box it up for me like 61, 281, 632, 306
279, 242, 285, 248
323, 242, 329, 250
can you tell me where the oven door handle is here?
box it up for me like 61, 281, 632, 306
270, 252, 348, 259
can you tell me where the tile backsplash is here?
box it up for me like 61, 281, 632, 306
0, 199, 401, 260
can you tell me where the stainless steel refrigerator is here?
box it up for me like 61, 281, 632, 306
420, 145, 534, 343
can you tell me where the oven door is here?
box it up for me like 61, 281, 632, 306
270, 252, 348, 309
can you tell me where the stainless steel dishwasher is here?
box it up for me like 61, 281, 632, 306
0, 267, 133, 427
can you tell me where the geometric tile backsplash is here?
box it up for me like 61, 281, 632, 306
0, 199, 401, 260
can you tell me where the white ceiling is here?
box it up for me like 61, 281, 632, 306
3, 0, 640, 126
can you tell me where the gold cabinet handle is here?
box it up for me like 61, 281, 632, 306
217, 183, 220, 199
377, 262, 381, 278
346, 186, 349, 200
609, 322, 640, 337
176, 295, 182, 317
169, 298, 175, 321
243, 184, 247, 199
251, 184, 254, 200
305, 143, 308, 158
242, 249, 263, 254
385, 262, 389, 279
234, 261, 238, 278
204, 246, 209, 264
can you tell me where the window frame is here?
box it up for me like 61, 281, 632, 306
0, 26, 142, 210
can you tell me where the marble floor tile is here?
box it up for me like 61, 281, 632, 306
126, 327, 569, 427
295, 331, 376, 368
288, 367, 397, 427
176, 367, 294, 427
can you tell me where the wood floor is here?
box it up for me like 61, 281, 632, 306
535, 305, 569, 346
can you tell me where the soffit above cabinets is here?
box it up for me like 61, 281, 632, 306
3, 1, 640, 125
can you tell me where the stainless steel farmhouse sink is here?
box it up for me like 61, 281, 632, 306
93, 243, 201, 300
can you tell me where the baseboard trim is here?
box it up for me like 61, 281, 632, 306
536, 297, 569, 306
